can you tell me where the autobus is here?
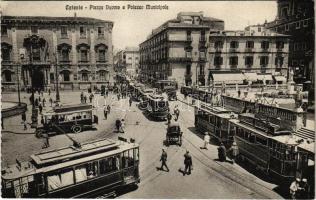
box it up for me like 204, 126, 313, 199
146, 94, 169, 120
36, 104, 98, 137
230, 113, 312, 183
1, 138, 140, 198
194, 102, 235, 145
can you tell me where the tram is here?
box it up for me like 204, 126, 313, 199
194, 102, 235, 145
36, 104, 98, 137
1, 138, 140, 198
146, 94, 169, 120
230, 113, 312, 183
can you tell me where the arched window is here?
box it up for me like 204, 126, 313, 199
77, 43, 90, 62
82, 72, 89, 81
1, 43, 12, 61
58, 43, 71, 62
95, 43, 108, 62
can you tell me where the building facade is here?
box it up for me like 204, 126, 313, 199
1, 16, 113, 91
115, 47, 140, 77
264, 0, 314, 85
208, 25, 290, 84
139, 12, 224, 86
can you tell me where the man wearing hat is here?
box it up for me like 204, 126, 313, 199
300, 178, 310, 199
203, 132, 210, 150
290, 178, 300, 199
159, 149, 169, 172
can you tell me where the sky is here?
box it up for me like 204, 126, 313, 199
1, 1, 277, 51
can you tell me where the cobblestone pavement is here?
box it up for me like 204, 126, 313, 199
1, 91, 290, 198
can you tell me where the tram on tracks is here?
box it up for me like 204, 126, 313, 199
230, 113, 312, 183
181, 86, 211, 102
36, 104, 98, 137
146, 94, 169, 120
1, 138, 140, 198
194, 102, 235, 145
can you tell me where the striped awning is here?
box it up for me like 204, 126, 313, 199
243, 73, 258, 81
257, 74, 273, 81
211, 73, 245, 84
274, 75, 287, 82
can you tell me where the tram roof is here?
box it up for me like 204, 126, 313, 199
195, 104, 232, 114
54, 104, 93, 113
2, 139, 139, 180
231, 119, 308, 146
31, 138, 118, 166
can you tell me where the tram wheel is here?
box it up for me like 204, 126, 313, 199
72, 125, 82, 133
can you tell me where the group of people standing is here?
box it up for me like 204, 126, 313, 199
290, 177, 310, 199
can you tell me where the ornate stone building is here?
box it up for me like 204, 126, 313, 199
1, 16, 113, 91
208, 25, 290, 85
264, 0, 314, 85
139, 12, 224, 86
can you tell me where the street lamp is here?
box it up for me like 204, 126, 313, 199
53, 52, 60, 102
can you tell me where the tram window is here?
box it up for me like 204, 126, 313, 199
256, 136, 267, 146
99, 156, 119, 175
47, 169, 74, 191
122, 150, 134, 168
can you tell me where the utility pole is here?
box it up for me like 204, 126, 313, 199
54, 52, 60, 102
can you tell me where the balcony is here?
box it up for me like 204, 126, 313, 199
96, 60, 108, 64
261, 48, 269, 52
214, 65, 221, 70
230, 65, 238, 71
199, 36, 206, 43
186, 36, 192, 42
59, 60, 71, 64
168, 57, 192, 63
199, 57, 206, 62
1, 60, 13, 65
245, 48, 253, 53
229, 48, 238, 53
276, 48, 283, 52
215, 47, 222, 53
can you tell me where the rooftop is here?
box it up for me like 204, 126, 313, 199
1, 15, 113, 25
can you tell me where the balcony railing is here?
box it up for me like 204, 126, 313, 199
186, 36, 192, 42
59, 60, 71, 64
230, 65, 238, 70
168, 57, 192, 63
199, 36, 206, 42
245, 48, 253, 53
215, 47, 222, 53
229, 48, 238, 52
276, 48, 283, 52
199, 57, 206, 62
261, 48, 269, 52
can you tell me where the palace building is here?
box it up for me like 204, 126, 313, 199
139, 12, 224, 86
115, 47, 140, 78
208, 25, 290, 85
1, 15, 113, 91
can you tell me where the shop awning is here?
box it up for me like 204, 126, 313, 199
257, 74, 273, 81
273, 75, 287, 82
243, 73, 258, 82
211, 73, 245, 84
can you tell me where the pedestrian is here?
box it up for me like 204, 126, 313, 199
80, 92, 84, 103
48, 88, 51, 96
129, 97, 133, 107
229, 141, 239, 163
203, 132, 210, 150
41, 116, 44, 125
35, 98, 39, 107
42, 98, 46, 107
106, 90, 109, 97
21, 112, 26, 122
183, 151, 193, 175
300, 178, 310, 199
49, 97, 53, 107
107, 105, 111, 114
41, 90, 44, 97
117, 93, 120, 101
1, 117, 3, 130
22, 119, 27, 130
38, 96, 41, 102
290, 178, 300, 199
115, 119, 121, 133
218, 143, 227, 162
38, 103, 43, 114
175, 108, 180, 121
167, 112, 172, 124
120, 119, 125, 133
103, 106, 108, 120
43, 133, 50, 148
159, 149, 169, 172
